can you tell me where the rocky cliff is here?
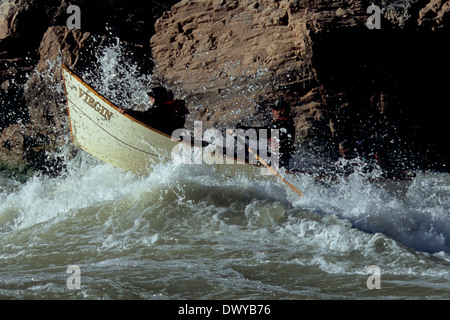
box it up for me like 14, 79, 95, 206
0, 0, 449, 178
151, 0, 449, 172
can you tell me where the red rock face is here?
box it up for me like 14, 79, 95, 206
149, 0, 366, 132
150, 0, 450, 171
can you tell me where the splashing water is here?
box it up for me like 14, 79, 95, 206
290, 159, 450, 255
81, 37, 154, 111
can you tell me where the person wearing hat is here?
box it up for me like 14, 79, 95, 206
119, 86, 188, 135
235, 98, 295, 168
267, 98, 295, 168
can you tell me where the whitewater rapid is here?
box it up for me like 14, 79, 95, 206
0, 150, 449, 299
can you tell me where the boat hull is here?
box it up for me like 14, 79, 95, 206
62, 65, 179, 175
61, 65, 267, 180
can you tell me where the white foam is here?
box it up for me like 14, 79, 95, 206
287, 163, 450, 254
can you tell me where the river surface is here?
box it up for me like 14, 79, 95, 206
1, 40, 449, 300
0, 150, 449, 300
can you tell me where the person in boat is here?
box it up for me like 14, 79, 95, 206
235, 98, 296, 169
338, 139, 354, 159
118, 86, 189, 135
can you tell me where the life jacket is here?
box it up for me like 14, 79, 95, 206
272, 116, 290, 123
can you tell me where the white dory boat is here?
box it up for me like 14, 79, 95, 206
62, 65, 416, 197
61, 65, 304, 194
62, 65, 179, 175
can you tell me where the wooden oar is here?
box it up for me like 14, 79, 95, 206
247, 147, 304, 197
